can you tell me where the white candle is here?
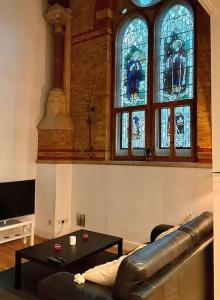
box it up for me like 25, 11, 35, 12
69, 235, 76, 246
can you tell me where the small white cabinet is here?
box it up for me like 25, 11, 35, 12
0, 219, 34, 246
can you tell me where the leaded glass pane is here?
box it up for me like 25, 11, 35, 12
119, 18, 148, 107
120, 112, 129, 149
157, 4, 194, 102
132, 0, 162, 7
160, 108, 170, 149
175, 106, 191, 148
132, 111, 145, 149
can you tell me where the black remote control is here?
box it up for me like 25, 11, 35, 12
47, 256, 62, 264
56, 256, 66, 262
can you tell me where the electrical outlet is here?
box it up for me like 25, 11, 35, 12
76, 213, 81, 226
76, 213, 86, 227
58, 218, 68, 225
81, 214, 85, 227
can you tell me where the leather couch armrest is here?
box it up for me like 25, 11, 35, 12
150, 224, 174, 242
38, 272, 114, 300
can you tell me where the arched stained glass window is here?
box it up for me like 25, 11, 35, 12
156, 4, 194, 103
154, 3, 194, 158
113, 2, 197, 162
118, 18, 148, 108
115, 17, 148, 156
131, 0, 162, 7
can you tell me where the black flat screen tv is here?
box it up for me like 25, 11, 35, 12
0, 180, 35, 221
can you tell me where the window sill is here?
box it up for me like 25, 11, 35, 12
37, 159, 212, 169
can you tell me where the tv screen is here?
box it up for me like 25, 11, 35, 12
0, 180, 35, 221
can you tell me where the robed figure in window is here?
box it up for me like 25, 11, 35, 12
125, 46, 145, 102
164, 38, 187, 97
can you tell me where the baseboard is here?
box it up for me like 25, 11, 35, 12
35, 227, 72, 240
35, 228, 54, 239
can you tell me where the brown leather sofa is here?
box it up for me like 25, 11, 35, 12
38, 211, 213, 300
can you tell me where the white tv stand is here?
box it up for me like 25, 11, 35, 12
0, 219, 34, 246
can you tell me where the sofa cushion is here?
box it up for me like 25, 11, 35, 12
74, 255, 127, 287
38, 272, 114, 300
73, 246, 146, 287
113, 230, 192, 300
178, 211, 213, 245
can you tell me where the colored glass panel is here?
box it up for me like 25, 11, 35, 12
157, 4, 194, 102
160, 108, 170, 149
132, 111, 145, 149
120, 18, 148, 107
120, 112, 129, 149
175, 106, 191, 148
132, 0, 162, 7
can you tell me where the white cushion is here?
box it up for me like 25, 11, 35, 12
74, 255, 126, 286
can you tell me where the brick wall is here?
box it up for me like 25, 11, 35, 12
38, 130, 74, 161
69, 0, 113, 160
38, 0, 211, 163
196, 3, 212, 162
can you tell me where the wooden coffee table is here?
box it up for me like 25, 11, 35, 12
15, 229, 123, 289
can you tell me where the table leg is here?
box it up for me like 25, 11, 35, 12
118, 239, 123, 257
15, 252, 22, 289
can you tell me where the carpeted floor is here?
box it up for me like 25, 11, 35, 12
0, 262, 54, 300
0, 252, 117, 299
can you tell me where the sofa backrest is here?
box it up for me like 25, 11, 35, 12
113, 211, 213, 300
113, 230, 192, 300
178, 211, 213, 245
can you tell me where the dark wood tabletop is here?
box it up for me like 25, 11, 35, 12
15, 229, 123, 289
17, 229, 122, 266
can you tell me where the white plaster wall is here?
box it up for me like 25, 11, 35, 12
0, 0, 51, 181
55, 164, 72, 234
35, 164, 56, 238
213, 173, 220, 300
71, 165, 213, 244
35, 164, 73, 238
198, 1, 220, 298
210, 9, 220, 300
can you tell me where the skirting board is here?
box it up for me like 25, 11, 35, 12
35, 226, 142, 251
35, 227, 71, 239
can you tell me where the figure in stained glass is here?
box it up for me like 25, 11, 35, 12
175, 106, 191, 148
133, 114, 141, 139
125, 46, 145, 103
132, 111, 145, 149
119, 18, 148, 107
157, 4, 194, 102
175, 112, 184, 134
164, 34, 187, 96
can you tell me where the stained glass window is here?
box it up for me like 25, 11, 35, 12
114, 2, 196, 161
119, 18, 148, 107
131, 0, 162, 7
175, 106, 191, 148
160, 108, 170, 149
157, 4, 194, 102
132, 111, 145, 149
120, 112, 129, 149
